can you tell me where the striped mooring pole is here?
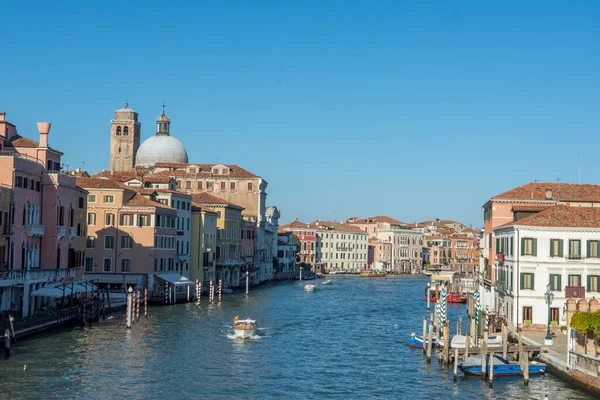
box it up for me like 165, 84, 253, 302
136, 290, 140, 321
209, 281, 214, 303
164, 284, 169, 304
196, 279, 200, 305
440, 284, 447, 328
144, 288, 148, 317
218, 279, 222, 304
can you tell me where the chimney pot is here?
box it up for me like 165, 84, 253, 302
0, 112, 6, 121
37, 122, 51, 147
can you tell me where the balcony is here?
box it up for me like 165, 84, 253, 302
2, 226, 14, 236
566, 255, 584, 261
216, 258, 241, 266
177, 253, 188, 262
69, 227, 77, 239
26, 224, 45, 238
494, 281, 507, 294
57, 225, 66, 238
8, 267, 78, 282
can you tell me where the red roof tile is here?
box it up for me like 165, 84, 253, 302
189, 192, 243, 208
280, 220, 312, 229
500, 205, 600, 228
492, 182, 600, 202
308, 220, 368, 234
511, 204, 554, 212
76, 177, 126, 189
124, 193, 174, 210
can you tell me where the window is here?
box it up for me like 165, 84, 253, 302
550, 239, 563, 257
85, 257, 94, 272
104, 235, 114, 249
116, 126, 122, 135
123, 126, 129, 136
105, 213, 115, 226
197, 181, 203, 189
87, 213, 96, 225
104, 195, 114, 203
523, 306, 532, 322
247, 182, 253, 191
230, 182, 236, 191
86, 236, 95, 249
569, 240, 582, 259
551, 307, 559, 323
216, 210, 222, 219
207, 181, 214, 190
88, 194, 96, 203
588, 275, 600, 292
121, 259, 131, 273
121, 234, 132, 249
78, 197, 85, 209
520, 272, 534, 290
549, 274, 561, 291
121, 214, 134, 226
138, 215, 150, 226
587, 240, 600, 258
521, 238, 536, 256
103, 258, 112, 272
220, 182, 226, 191
186, 181, 191, 189
568, 274, 581, 287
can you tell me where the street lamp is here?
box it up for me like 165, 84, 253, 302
545, 282, 554, 345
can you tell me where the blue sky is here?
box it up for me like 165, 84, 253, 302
2, 1, 599, 227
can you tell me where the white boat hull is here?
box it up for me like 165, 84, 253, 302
304, 285, 317, 292
233, 328, 256, 338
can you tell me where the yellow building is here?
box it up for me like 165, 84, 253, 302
189, 202, 217, 288
190, 193, 244, 288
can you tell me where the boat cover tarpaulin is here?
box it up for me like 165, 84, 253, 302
154, 273, 194, 286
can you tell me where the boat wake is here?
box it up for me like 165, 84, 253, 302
226, 333, 263, 340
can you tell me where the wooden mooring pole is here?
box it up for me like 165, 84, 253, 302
489, 350, 494, 387
443, 320, 450, 366
427, 324, 433, 364
523, 351, 530, 385
502, 323, 508, 359
480, 331, 488, 379
422, 318, 427, 355
457, 315, 462, 336
453, 348, 459, 381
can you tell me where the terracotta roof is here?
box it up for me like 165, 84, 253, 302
144, 175, 174, 183
76, 177, 126, 190
92, 170, 141, 182
5, 135, 40, 148
511, 204, 554, 212
189, 192, 243, 208
153, 163, 260, 179
499, 205, 600, 229
65, 169, 89, 177
347, 216, 404, 225
492, 182, 600, 203
137, 188, 158, 196
277, 231, 294, 237
308, 220, 368, 234
124, 193, 174, 210
152, 188, 191, 197
280, 220, 312, 229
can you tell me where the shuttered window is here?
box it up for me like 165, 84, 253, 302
521, 238, 536, 256
587, 275, 599, 292
587, 240, 600, 258
520, 272, 534, 290
549, 274, 562, 291
550, 239, 563, 257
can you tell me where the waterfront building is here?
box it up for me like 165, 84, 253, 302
449, 232, 479, 275
190, 193, 244, 288
0, 112, 87, 317
77, 177, 181, 296
0, 186, 11, 271
493, 205, 600, 331
279, 220, 317, 268
241, 219, 257, 284
479, 182, 600, 322
368, 239, 391, 270
189, 202, 217, 289
346, 216, 405, 239
276, 231, 297, 279
375, 224, 423, 274
311, 221, 368, 273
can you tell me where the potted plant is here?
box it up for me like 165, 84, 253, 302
560, 325, 568, 335
524, 320, 532, 329
551, 321, 559, 331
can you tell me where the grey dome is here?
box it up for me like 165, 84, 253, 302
135, 134, 188, 167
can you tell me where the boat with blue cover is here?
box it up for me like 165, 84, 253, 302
459, 354, 546, 377
409, 332, 438, 349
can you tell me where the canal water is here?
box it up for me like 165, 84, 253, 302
0, 276, 594, 399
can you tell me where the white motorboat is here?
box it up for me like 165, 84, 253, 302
449, 334, 504, 349
233, 316, 257, 339
322, 280, 332, 285
304, 284, 317, 292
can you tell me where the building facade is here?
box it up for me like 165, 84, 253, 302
313, 221, 368, 273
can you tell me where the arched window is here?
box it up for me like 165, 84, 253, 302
22, 203, 27, 225
56, 245, 61, 269
116, 126, 122, 135
123, 127, 129, 136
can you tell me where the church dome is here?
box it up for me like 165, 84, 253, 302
134, 110, 188, 167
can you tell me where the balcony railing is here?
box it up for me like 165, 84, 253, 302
8, 267, 78, 282
26, 224, 45, 238
176, 253, 188, 262
495, 281, 507, 294
57, 225, 66, 238
69, 227, 77, 239
216, 258, 242, 266
566, 255, 583, 260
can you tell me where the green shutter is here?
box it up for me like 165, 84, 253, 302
496, 238, 500, 252
559, 240, 564, 257
550, 239, 554, 257
569, 240, 572, 258
520, 273, 525, 290
588, 275, 592, 292
532, 238, 537, 256
587, 240, 591, 259
558, 274, 562, 291
521, 238, 525, 256
531, 273, 535, 290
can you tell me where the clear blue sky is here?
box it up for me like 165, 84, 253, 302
3, 1, 599, 227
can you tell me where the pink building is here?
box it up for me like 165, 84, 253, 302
0, 112, 87, 317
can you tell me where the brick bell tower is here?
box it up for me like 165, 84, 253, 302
109, 103, 141, 172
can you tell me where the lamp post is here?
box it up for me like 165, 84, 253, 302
426, 283, 431, 310
545, 283, 554, 345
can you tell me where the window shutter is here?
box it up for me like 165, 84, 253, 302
531, 273, 535, 290
587, 275, 591, 292
558, 275, 562, 291
587, 240, 591, 259
550, 240, 553, 257
569, 240, 572, 258
532, 238, 537, 256
520, 273, 524, 290
521, 238, 525, 256
559, 240, 564, 258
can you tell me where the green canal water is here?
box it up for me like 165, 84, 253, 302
0, 276, 594, 399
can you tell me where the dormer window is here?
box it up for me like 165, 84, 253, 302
545, 190, 552, 200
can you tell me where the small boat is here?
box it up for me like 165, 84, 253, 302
232, 315, 257, 339
322, 280, 332, 285
409, 332, 438, 349
459, 354, 546, 377
360, 270, 386, 277
449, 334, 504, 349
304, 284, 317, 292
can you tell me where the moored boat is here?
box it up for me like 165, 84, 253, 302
449, 334, 504, 349
233, 315, 257, 339
360, 270, 386, 277
459, 354, 546, 377
409, 332, 438, 349
304, 284, 317, 292
322, 279, 332, 285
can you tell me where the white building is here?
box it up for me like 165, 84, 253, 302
263, 206, 280, 281
313, 221, 368, 272
277, 232, 297, 275
376, 224, 423, 274
493, 205, 600, 331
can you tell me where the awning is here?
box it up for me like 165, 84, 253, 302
31, 286, 65, 298
154, 273, 194, 286
31, 281, 96, 297
83, 274, 145, 284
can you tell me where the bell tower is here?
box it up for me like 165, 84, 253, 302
110, 103, 141, 172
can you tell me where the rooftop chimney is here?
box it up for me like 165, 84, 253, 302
37, 122, 51, 148
0, 112, 6, 121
